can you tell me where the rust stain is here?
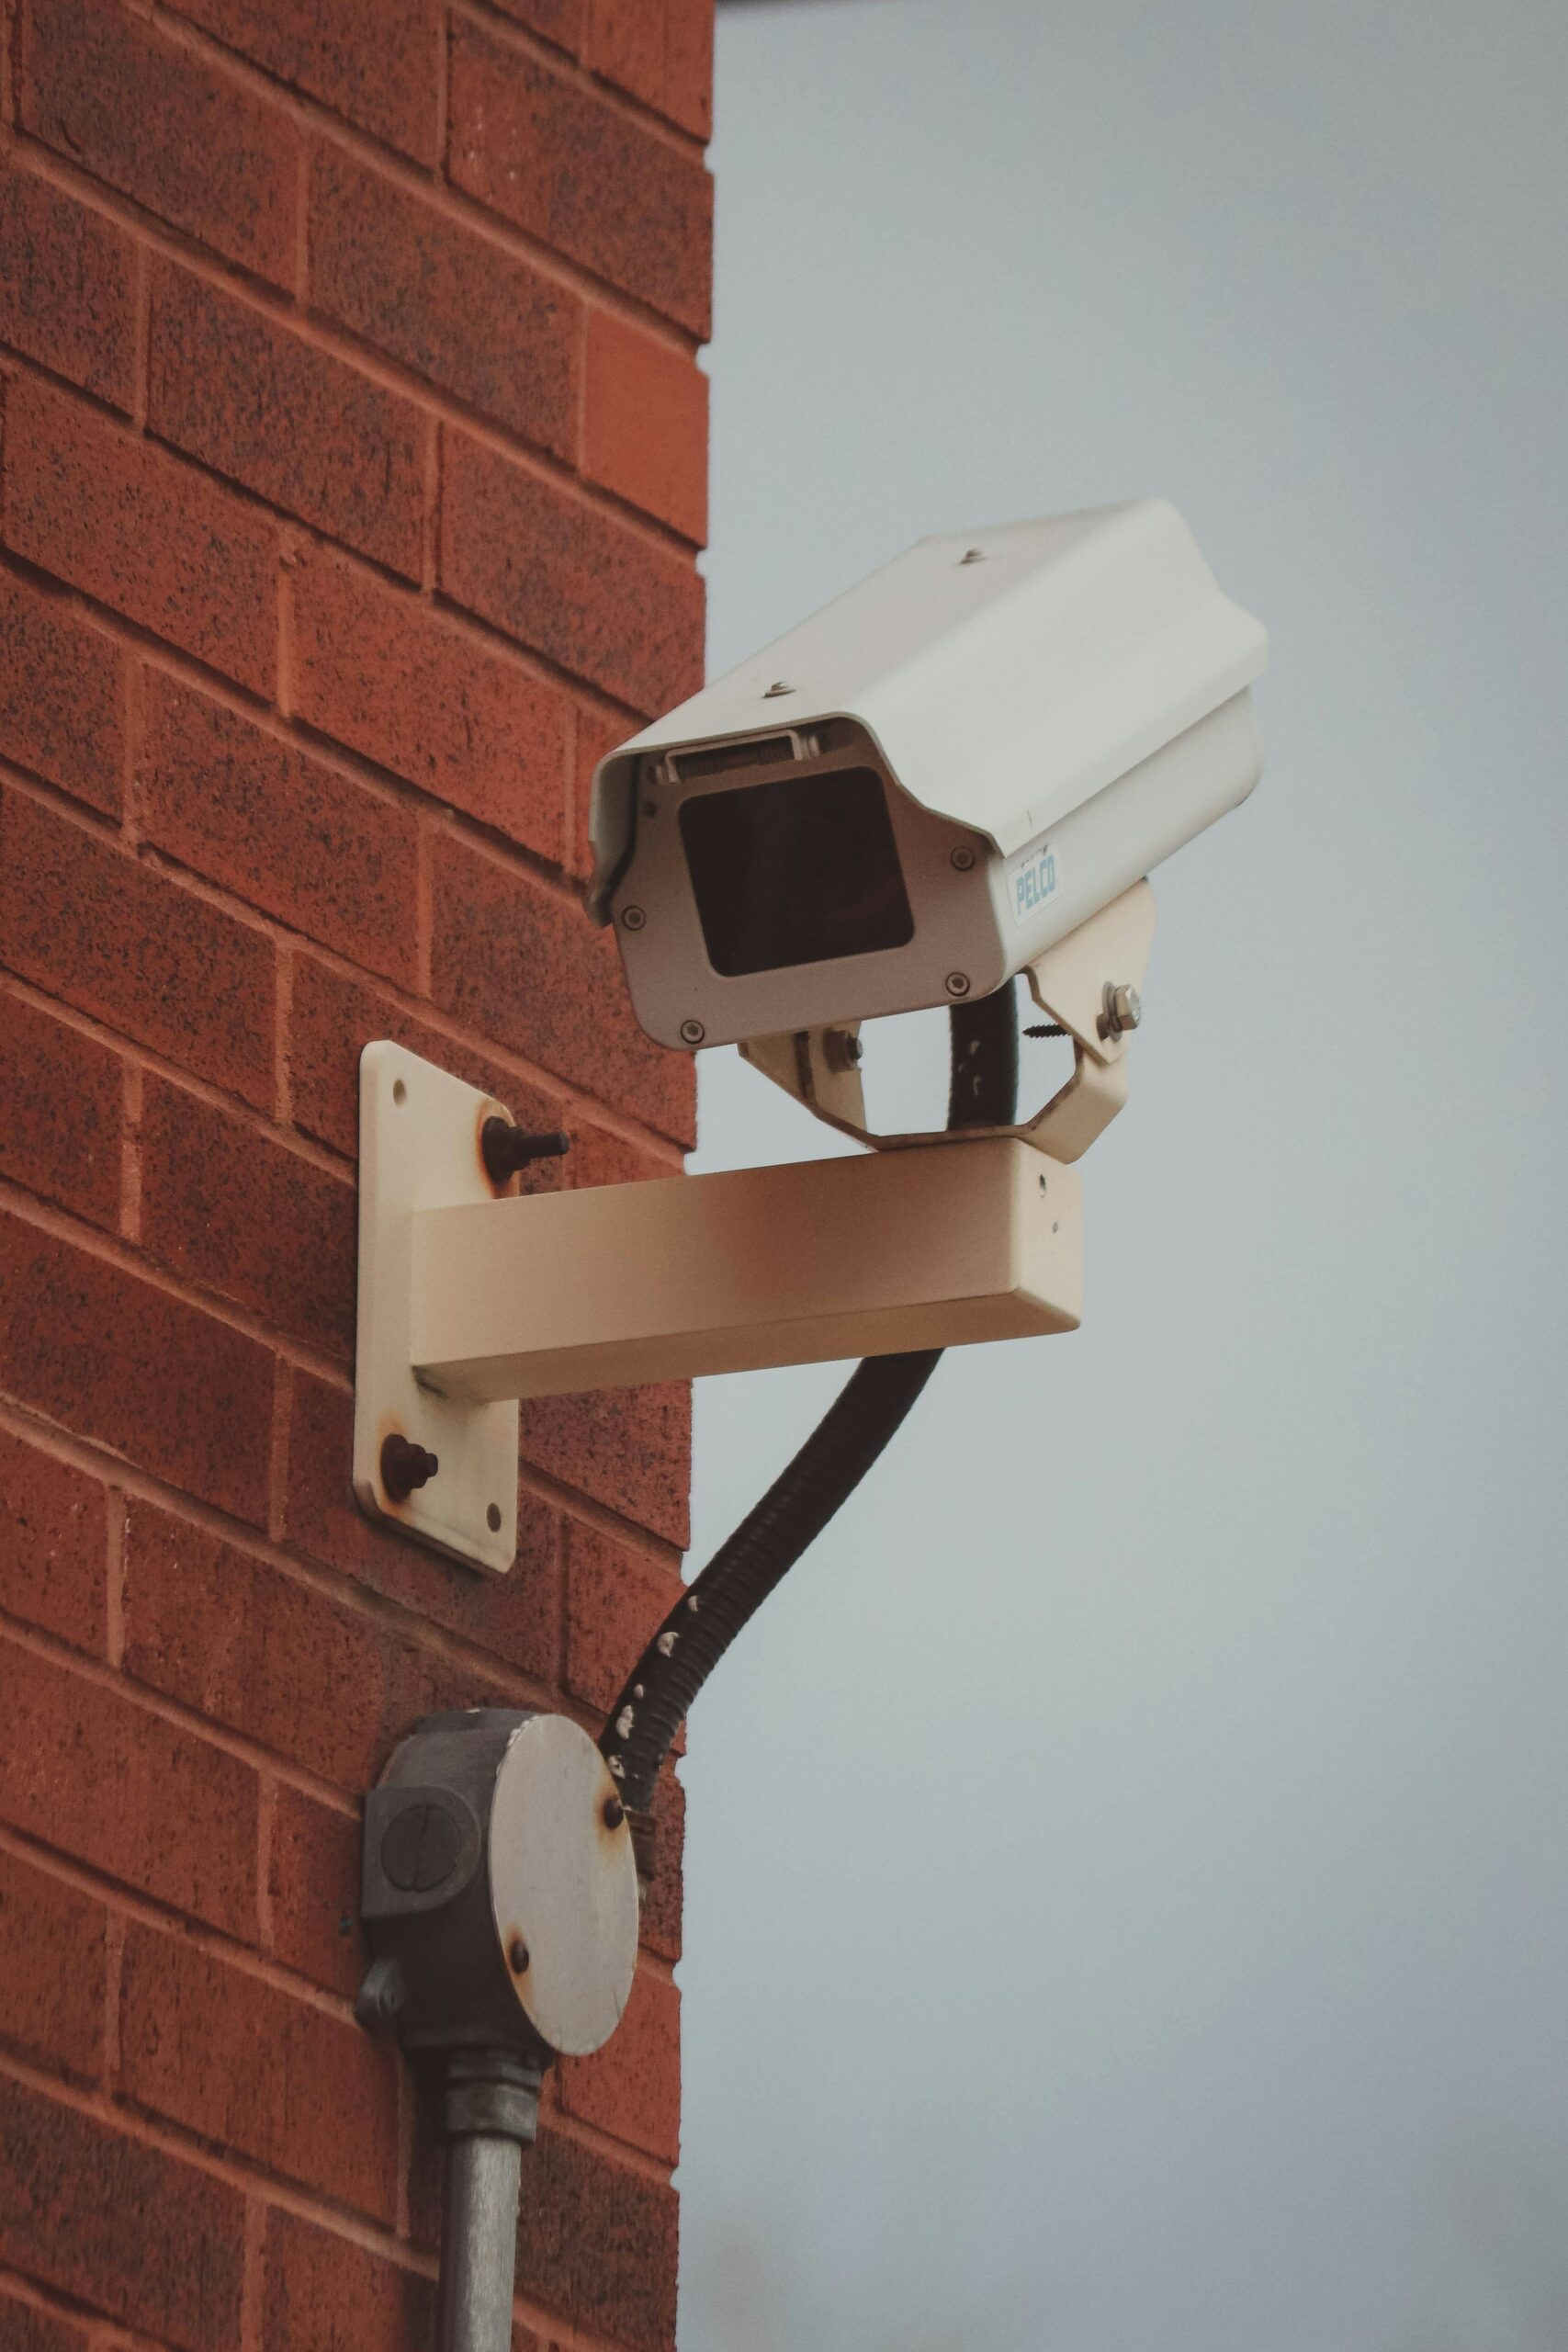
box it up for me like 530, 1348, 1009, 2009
474, 1096, 515, 1199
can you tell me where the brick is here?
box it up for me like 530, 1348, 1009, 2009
283, 1368, 562, 1685
479, 0, 580, 50
0, 152, 135, 405
122, 1498, 480, 1791
520, 1381, 690, 1549
140, 670, 419, 986
19, 1913, 93, 2105
309, 144, 580, 461
587, 0, 713, 141
174, 0, 438, 164
0, 1424, 107, 1656
291, 543, 569, 860
665, 0, 714, 142
118, 1921, 397, 2220
559, 1962, 679, 2165
429, 831, 696, 1142
638, 1758, 682, 1962
139, 1077, 356, 1359
565, 1519, 682, 1714
0, 1632, 259, 1935
0, 565, 122, 815
0, 2072, 245, 2350
0, 1204, 275, 1527
0, 992, 122, 1230
262, 2208, 436, 2352
22, 0, 298, 287
570, 698, 628, 881
0, 1849, 106, 2080
571, 1114, 681, 1190
441, 427, 705, 718
286, 953, 567, 1161
148, 264, 423, 574
585, 0, 660, 123
584, 308, 707, 543
266, 1781, 362, 1998
3, 375, 276, 695
516, 2125, 678, 2351
1, 787, 276, 1108
0, 2283, 90, 2352
449, 17, 712, 339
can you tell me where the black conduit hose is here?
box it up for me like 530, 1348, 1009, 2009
600, 982, 1020, 1814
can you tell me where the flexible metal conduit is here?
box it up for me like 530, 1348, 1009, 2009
601, 983, 1021, 1814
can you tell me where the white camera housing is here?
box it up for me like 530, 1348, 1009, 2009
589, 499, 1267, 1051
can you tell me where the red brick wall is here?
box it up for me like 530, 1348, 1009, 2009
0, 0, 709, 2342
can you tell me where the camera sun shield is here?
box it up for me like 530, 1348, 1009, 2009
588, 500, 1267, 1053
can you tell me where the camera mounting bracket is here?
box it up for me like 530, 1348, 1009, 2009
354, 1042, 1083, 1572
739, 880, 1157, 1165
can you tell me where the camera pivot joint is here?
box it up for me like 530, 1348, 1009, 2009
740, 878, 1158, 1168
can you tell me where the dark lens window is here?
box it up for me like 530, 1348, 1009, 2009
679, 766, 914, 977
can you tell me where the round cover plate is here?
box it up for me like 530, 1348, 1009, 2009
488, 1714, 639, 2057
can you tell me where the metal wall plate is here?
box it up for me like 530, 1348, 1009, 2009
354, 1041, 519, 1574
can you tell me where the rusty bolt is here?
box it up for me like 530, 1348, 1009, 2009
481, 1116, 570, 1188
381, 1434, 438, 1502
603, 1796, 626, 1830
507, 1937, 530, 1974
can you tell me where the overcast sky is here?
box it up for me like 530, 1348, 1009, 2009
673, 3, 1568, 2346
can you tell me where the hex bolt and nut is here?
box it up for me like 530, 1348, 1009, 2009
680, 1019, 706, 1045
823, 1027, 863, 1073
381, 1433, 439, 1501
944, 972, 972, 999
1098, 981, 1143, 1040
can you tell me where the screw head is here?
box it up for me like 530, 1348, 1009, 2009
950, 846, 976, 872
679, 1018, 705, 1046
1098, 981, 1143, 1040
762, 679, 795, 698
508, 1937, 530, 1974
380, 1802, 460, 1894
959, 548, 987, 565
603, 1796, 626, 1830
944, 972, 972, 999
621, 904, 646, 932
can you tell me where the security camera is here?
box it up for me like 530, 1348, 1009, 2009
589, 499, 1266, 1052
